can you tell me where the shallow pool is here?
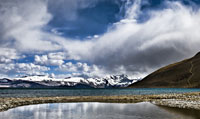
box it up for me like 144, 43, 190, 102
0, 102, 199, 119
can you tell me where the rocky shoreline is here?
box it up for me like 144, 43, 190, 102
0, 92, 200, 112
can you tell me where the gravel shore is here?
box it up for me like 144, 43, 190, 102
0, 92, 200, 112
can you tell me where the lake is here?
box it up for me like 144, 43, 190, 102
0, 88, 200, 98
0, 102, 199, 119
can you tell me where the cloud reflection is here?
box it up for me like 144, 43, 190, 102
0, 102, 197, 119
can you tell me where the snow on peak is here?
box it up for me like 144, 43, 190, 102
9, 74, 138, 88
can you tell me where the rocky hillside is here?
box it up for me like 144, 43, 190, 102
129, 52, 200, 88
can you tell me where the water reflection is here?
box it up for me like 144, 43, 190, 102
0, 102, 199, 119
159, 106, 200, 119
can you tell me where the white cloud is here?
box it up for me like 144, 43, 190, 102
47, 0, 103, 21
59, 62, 84, 72
58, 62, 107, 78
0, 74, 9, 79
0, 48, 21, 63
57, 61, 138, 78
48, 52, 66, 60
0, 0, 61, 52
35, 52, 66, 66
35, 55, 48, 65
1, 0, 200, 78
0, 63, 49, 76
55, 1, 200, 76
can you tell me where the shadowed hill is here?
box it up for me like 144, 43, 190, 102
129, 52, 200, 88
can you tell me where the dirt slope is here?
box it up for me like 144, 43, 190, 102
129, 52, 200, 88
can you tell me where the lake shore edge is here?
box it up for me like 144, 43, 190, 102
1, 92, 200, 112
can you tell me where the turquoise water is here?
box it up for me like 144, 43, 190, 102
0, 88, 200, 98
0, 102, 199, 119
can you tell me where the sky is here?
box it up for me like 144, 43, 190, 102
1, 0, 200, 78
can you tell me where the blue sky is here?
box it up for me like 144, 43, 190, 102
1, 0, 200, 78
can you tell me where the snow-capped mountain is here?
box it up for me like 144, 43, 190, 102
0, 75, 138, 88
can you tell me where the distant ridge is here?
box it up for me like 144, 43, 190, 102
0, 74, 137, 88
129, 52, 200, 88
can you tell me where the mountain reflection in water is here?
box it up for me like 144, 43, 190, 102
0, 102, 199, 119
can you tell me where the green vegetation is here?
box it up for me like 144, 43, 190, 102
129, 52, 200, 88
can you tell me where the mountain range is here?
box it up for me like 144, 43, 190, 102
2, 52, 200, 89
0, 75, 137, 88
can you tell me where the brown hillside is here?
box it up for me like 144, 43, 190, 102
129, 52, 200, 88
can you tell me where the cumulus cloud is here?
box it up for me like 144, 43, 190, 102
58, 62, 91, 72
0, 48, 21, 64
0, 74, 9, 79
0, 63, 49, 76
1, 0, 200, 78
58, 62, 108, 78
34, 52, 79, 66
0, 0, 61, 52
34, 52, 67, 66
57, 0, 200, 77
